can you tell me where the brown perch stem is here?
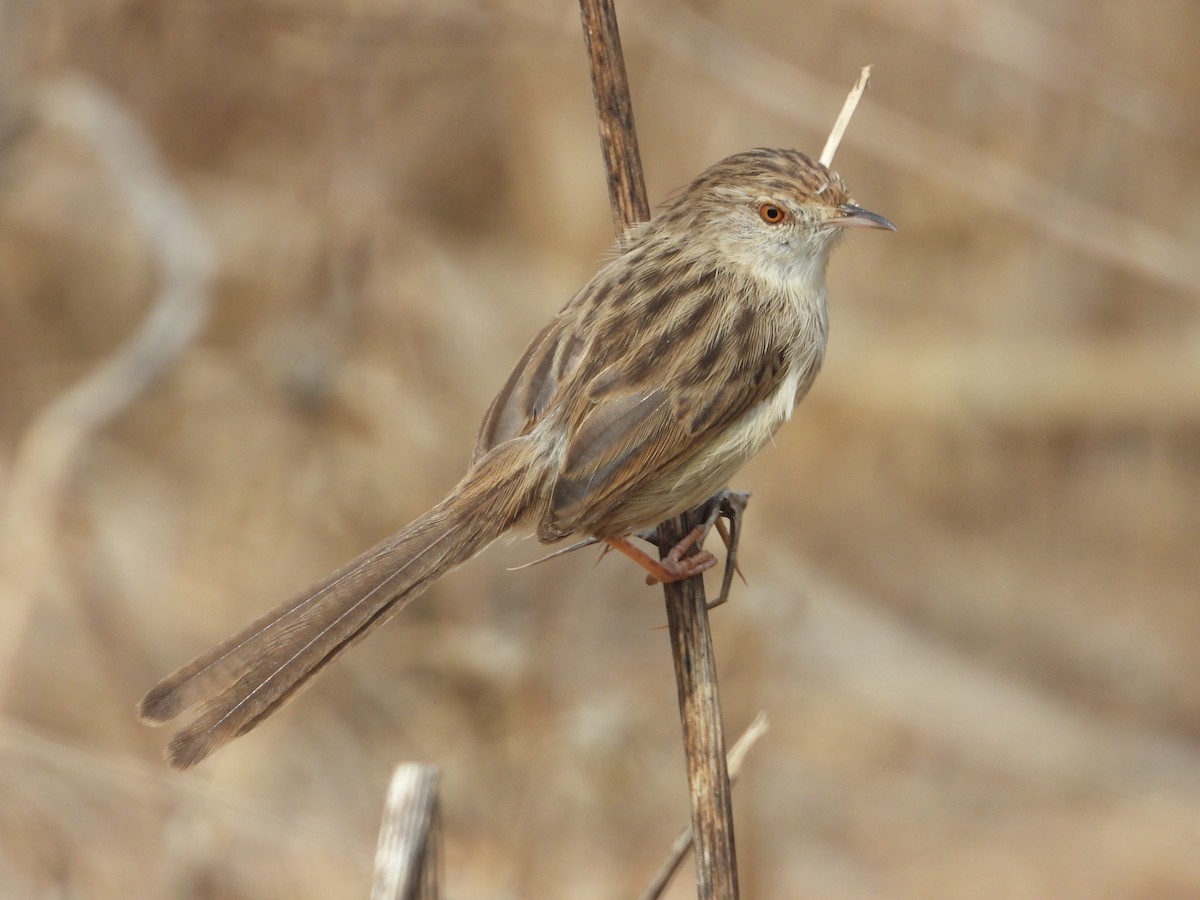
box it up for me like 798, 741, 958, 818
576, 1, 740, 897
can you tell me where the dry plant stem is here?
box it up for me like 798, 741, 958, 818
819, 65, 872, 167
372, 764, 441, 900
577, 1, 739, 897
640, 713, 770, 900
0, 74, 214, 704
656, 510, 740, 898
578, 0, 651, 236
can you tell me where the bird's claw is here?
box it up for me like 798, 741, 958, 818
642, 488, 750, 608
512, 489, 750, 609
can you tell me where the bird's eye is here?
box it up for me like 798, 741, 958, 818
758, 203, 787, 225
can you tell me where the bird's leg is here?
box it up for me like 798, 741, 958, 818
510, 490, 749, 603
708, 489, 750, 609
515, 532, 716, 583
639, 489, 750, 608
605, 530, 718, 585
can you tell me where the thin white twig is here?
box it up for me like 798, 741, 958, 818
820, 65, 872, 167
639, 713, 770, 900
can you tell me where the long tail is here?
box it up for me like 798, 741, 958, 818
139, 438, 544, 769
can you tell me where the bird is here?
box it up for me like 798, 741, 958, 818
139, 147, 895, 768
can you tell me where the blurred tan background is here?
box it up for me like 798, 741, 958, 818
1, 0, 1198, 897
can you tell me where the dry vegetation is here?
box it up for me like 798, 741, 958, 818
1, 0, 1198, 897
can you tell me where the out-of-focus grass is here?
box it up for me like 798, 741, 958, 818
1, 1, 1198, 897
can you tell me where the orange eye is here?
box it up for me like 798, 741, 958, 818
759, 203, 787, 224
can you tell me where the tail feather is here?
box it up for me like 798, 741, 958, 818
139, 438, 542, 769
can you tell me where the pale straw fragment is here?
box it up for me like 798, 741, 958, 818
820, 64, 872, 167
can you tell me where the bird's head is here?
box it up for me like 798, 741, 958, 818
666, 147, 895, 285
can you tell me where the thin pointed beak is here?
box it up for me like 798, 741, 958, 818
830, 203, 896, 232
